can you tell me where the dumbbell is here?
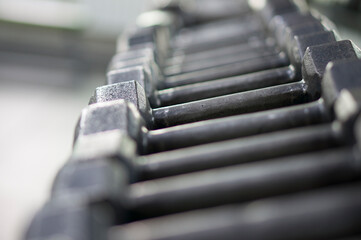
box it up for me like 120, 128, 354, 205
113, 16, 333, 89
27, 114, 361, 240
116, 1, 294, 66
112, 38, 281, 84
59, 105, 361, 215
87, 56, 351, 154
125, 5, 267, 55
164, 0, 302, 56
27, 177, 361, 240
109, 182, 361, 240
163, 15, 328, 77
98, 41, 357, 128
60, 72, 361, 210
162, 0, 298, 53
162, 22, 330, 86
79, 59, 361, 178
109, 30, 337, 107
169, 15, 267, 51
153, 0, 252, 27
260, 0, 301, 23
165, 38, 275, 67
114, 6, 314, 76
58, 142, 361, 219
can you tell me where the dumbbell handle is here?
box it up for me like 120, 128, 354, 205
153, 80, 309, 128
171, 15, 264, 51
128, 147, 360, 218
146, 100, 329, 153
164, 49, 279, 77
163, 52, 289, 88
166, 39, 273, 66
138, 123, 343, 180
114, 182, 361, 240
157, 66, 295, 106
172, 27, 266, 55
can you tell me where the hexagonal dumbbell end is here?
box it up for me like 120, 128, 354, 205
90, 81, 153, 125
107, 66, 160, 107
277, 18, 323, 49
109, 47, 158, 66
322, 59, 361, 108
72, 129, 137, 173
288, 31, 337, 79
269, 12, 314, 34
261, 0, 299, 23
75, 100, 148, 154
52, 156, 129, 203
124, 26, 156, 48
302, 40, 358, 100
26, 194, 118, 240
334, 87, 361, 129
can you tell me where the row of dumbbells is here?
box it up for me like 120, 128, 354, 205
26, 0, 361, 239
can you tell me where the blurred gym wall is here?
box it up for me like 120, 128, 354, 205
0, 1, 145, 240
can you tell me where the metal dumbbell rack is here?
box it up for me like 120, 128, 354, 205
26, 0, 361, 240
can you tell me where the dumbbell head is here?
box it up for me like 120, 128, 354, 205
319, 59, 361, 144
89, 81, 152, 123
287, 30, 336, 78
322, 59, 361, 129
53, 153, 129, 202
107, 49, 163, 89
271, 12, 321, 47
26, 193, 119, 240
75, 99, 150, 153
109, 47, 158, 67
261, 0, 300, 23
323, 59, 361, 109
107, 66, 160, 106
302, 40, 358, 100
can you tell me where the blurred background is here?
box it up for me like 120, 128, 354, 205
0, 0, 360, 240
0, 1, 147, 239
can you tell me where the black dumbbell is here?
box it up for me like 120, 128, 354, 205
163, 47, 281, 77
57, 80, 361, 214
85, 56, 347, 154
166, 38, 275, 66
112, 16, 332, 90
112, 6, 320, 73
162, 22, 328, 86
109, 182, 361, 240
27, 177, 361, 240
164, 10, 300, 66
56, 104, 361, 217
169, 15, 267, 52
164, 0, 300, 55
260, 0, 301, 23
114, 1, 291, 69
97, 41, 357, 128
41, 136, 360, 230
109, 30, 336, 107
78, 59, 361, 178
26, 192, 119, 240
163, 15, 328, 77
27, 113, 361, 239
